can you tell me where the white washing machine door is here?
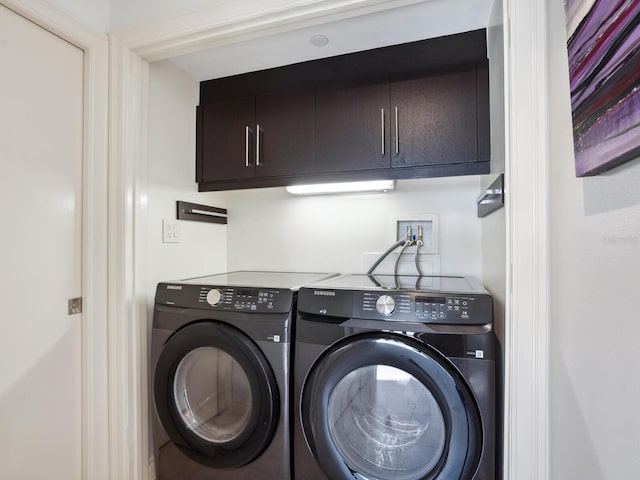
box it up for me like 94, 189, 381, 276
301, 332, 482, 480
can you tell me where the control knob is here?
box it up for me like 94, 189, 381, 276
376, 295, 396, 316
206, 288, 222, 306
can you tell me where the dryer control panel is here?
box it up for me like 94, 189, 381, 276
355, 291, 491, 324
156, 282, 294, 314
298, 287, 492, 325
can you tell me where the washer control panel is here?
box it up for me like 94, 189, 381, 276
355, 291, 492, 325
156, 283, 293, 314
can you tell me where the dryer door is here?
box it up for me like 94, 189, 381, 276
301, 332, 482, 480
154, 321, 279, 468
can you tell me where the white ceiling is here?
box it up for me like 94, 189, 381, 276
171, 0, 493, 82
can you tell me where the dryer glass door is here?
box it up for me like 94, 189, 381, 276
173, 346, 252, 443
301, 333, 482, 480
327, 365, 446, 479
154, 321, 279, 469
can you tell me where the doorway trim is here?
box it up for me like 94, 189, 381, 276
0, 0, 110, 479
109, 1, 550, 479
502, 1, 550, 479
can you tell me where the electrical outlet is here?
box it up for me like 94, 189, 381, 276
163, 219, 180, 243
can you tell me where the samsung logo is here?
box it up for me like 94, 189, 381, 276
166, 285, 182, 290
314, 290, 336, 297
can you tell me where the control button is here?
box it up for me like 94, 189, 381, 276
206, 289, 222, 306
376, 295, 396, 316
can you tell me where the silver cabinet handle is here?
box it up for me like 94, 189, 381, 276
394, 106, 399, 155
256, 124, 261, 166
245, 125, 250, 167
381, 108, 385, 155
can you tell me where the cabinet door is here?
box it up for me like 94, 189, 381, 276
315, 83, 390, 173
201, 96, 255, 182
390, 68, 478, 168
255, 89, 314, 177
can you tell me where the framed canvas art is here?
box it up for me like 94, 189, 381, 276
564, 0, 640, 176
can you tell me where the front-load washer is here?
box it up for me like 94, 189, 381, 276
151, 271, 336, 480
294, 274, 495, 480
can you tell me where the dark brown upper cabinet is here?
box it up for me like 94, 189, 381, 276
255, 89, 315, 178
315, 82, 390, 173
196, 30, 491, 192
198, 89, 314, 184
199, 96, 255, 183
390, 63, 490, 169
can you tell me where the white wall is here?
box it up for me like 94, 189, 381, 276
547, 1, 640, 478
146, 60, 228, 305
46, 0, 110, 34
223, 176, 483, 278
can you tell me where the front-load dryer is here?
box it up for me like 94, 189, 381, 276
294, 274, 495, 480
151, 271, 336, 480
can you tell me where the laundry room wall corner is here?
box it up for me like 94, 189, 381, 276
145, 59, 229, 477
146, 59, 228, 317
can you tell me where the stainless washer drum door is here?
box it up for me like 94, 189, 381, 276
154, 321, 279, 468
301, 333, 482, 480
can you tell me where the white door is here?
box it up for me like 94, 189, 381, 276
0, 4, 84, 479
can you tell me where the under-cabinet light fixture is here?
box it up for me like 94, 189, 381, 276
286, 180, 395, 196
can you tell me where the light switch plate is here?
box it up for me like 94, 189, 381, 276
162, 219, 180, 243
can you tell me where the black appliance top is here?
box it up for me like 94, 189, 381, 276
178, 271, 338, 290
304, 274, 488, 295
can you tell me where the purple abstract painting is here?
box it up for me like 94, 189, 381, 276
564, 0, 640, 176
